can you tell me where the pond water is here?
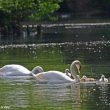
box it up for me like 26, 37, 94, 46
0, 41, 110, 110
0, 78, 110, 110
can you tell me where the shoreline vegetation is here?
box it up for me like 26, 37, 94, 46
1, 0, 110, 44
0, 21, 110, 44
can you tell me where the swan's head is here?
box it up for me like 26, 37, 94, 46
32, 66, 44, 74
70, 60, 81, 82
65, 69, 70, 74
72, 60, 81, 75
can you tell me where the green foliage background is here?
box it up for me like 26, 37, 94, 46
0, 0, 63, 24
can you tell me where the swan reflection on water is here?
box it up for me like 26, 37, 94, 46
97, 83, 109, 106
33, 83, 81, 108
0, 75, 110, 110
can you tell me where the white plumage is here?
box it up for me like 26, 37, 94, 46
99, 75, 108, 82
0, 64, 43, 77
34, 60, 81, 84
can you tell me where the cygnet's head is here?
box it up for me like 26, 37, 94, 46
80, 75, 87, 82
82, 75, 87, 79
32, 66, 44, 74
100, 74, 108, 82
65, 69, 72, 78
101, 74, 105, 78
65, 69, 70, 74
101, 74, 105, 81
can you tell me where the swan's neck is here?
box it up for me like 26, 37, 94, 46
31, 72, 36, 77
31, 69, 38, 74
70, 62, 80, 82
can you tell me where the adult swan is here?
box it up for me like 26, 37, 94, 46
0, 64, 44, 77
34, 60, 81, 84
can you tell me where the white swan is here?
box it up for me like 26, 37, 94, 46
99, 75, 108, 82
0, 64, 44, 77
34, 60, 81, 84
